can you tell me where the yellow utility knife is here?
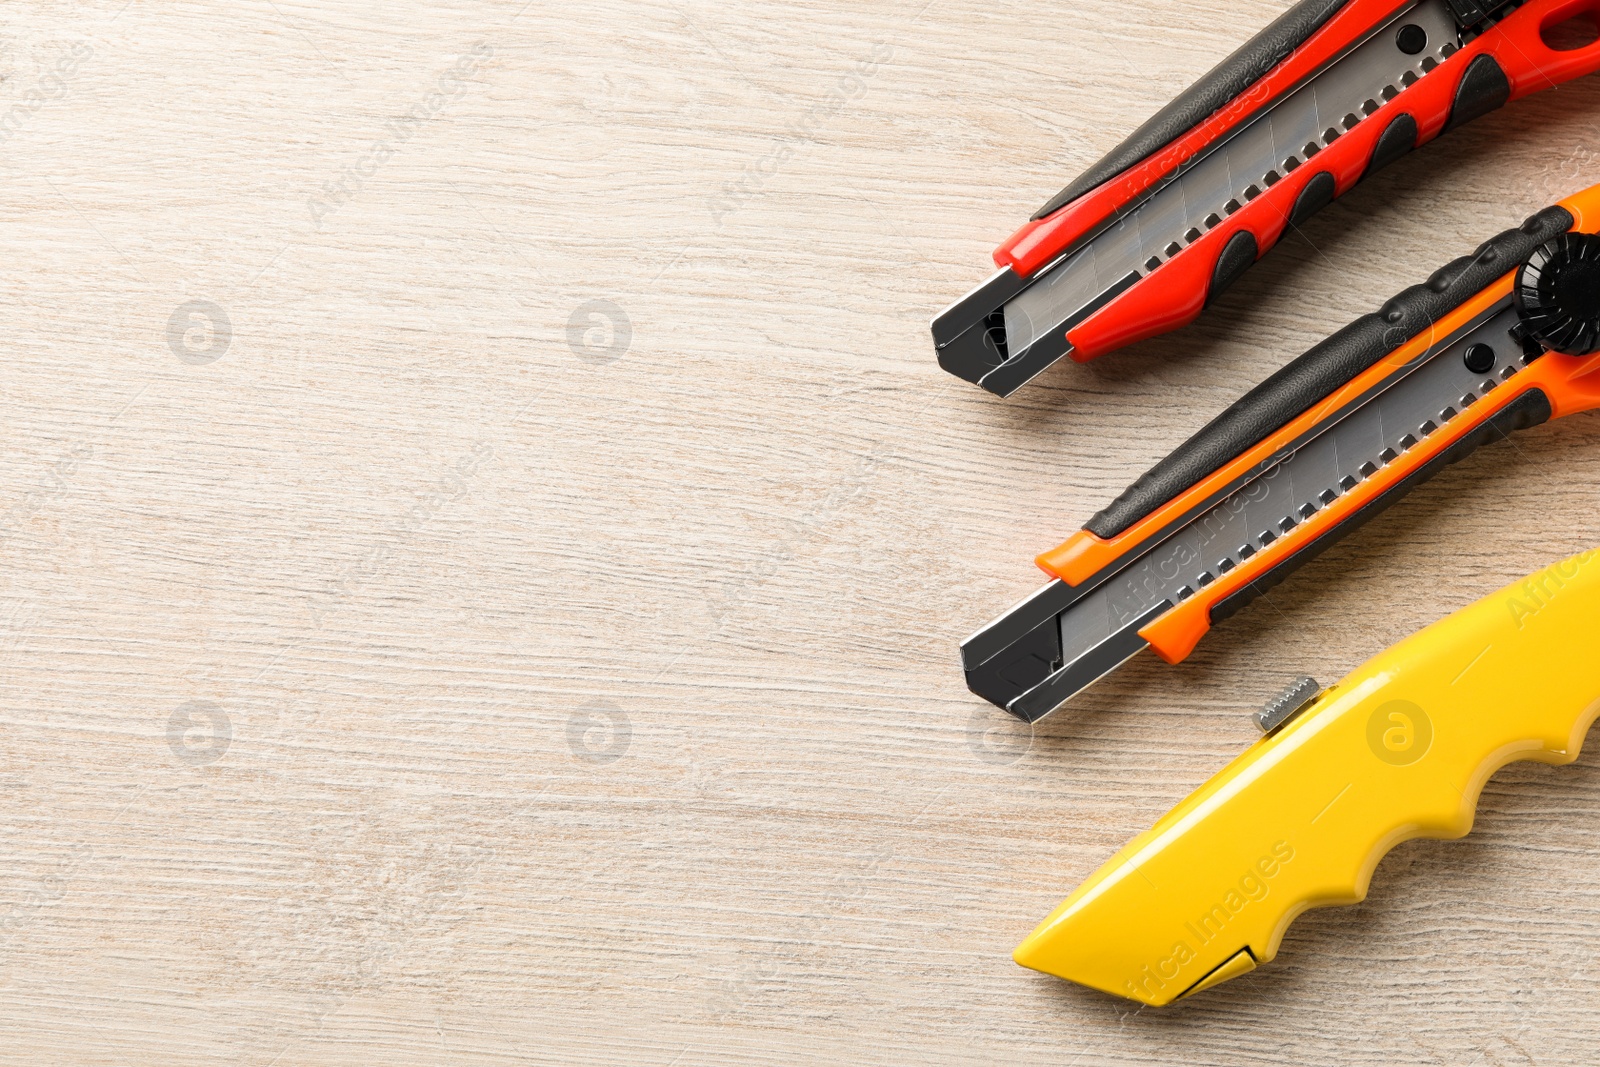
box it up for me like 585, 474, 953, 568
1016, 549, 1600, 1005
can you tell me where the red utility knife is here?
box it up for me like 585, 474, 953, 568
933, 0, 1600, 395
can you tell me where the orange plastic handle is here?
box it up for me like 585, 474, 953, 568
1037, 182, 1600, 665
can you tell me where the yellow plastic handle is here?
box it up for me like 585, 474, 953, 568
1015, 549, 1600, 1005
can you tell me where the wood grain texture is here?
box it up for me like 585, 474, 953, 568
2, 0, 1600, 1062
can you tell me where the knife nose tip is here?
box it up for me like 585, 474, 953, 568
1010, 916, 1080, 982
1010, 932, 1046, 973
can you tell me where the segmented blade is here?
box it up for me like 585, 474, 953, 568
969, 298, 1530, 720
955, 0, 1461, 394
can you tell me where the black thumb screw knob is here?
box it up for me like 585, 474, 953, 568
1514, 232, 1600, 356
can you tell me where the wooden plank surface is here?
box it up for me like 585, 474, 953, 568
3, 0, 1600, 1062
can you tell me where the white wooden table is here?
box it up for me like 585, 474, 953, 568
4, 0, 1600, 1062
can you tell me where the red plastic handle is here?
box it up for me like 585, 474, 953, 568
993, 0, 1403, 277
1499, 0, 1600, 93
997, 0, 1600, 364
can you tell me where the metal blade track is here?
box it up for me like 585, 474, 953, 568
988, 0, 1458, 388
977, 298, 1529, 720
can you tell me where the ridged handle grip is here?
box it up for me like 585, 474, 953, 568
1016, 550, 1600, 1005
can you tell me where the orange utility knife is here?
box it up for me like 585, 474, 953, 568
962, 182, 1600, 722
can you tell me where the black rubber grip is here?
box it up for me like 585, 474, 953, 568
1032, 0, 1353, 221
1446, 53, 1511, 131
1208, 386, 1552, 623
1367, 112, 1418, 176
1085, 205, 1574, 540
